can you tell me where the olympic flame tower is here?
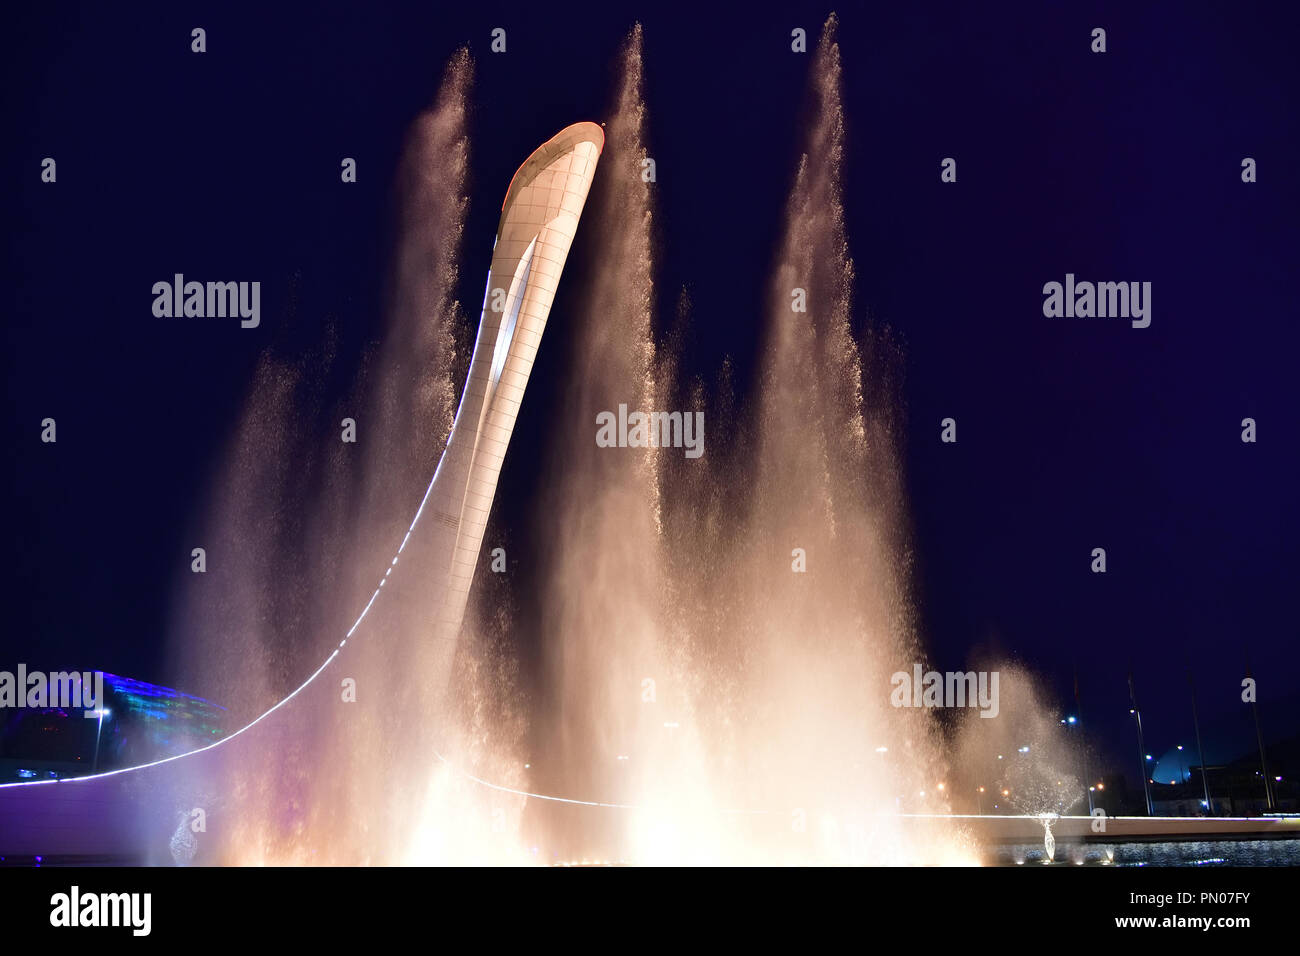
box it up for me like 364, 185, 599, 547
403, 122, 604, 647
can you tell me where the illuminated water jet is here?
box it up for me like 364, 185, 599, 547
520, 16, 963, 864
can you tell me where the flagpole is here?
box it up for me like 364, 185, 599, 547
1244, 650, 1275, 811
1128, 670, 1153, 816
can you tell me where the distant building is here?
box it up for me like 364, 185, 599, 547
0, 672, 226, 783
1150, 758, 1295, 817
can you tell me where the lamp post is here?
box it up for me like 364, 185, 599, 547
90, 708, 110, 774
1187, 666, 1214, 814
1063, 713, 1091, 814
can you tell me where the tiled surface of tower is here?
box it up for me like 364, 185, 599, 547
414, 122, 604, 646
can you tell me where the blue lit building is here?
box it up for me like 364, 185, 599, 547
0, 672, 227, 783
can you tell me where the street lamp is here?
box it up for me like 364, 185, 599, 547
1127, 682, 1154, 816
90, 708, 111, 774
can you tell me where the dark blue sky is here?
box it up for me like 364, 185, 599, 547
3, 1, 1297, 780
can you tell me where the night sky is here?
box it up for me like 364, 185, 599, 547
3, 1, 1297, 784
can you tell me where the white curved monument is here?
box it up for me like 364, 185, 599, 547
0, 122, 605, 861
411, 121, 604, 646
